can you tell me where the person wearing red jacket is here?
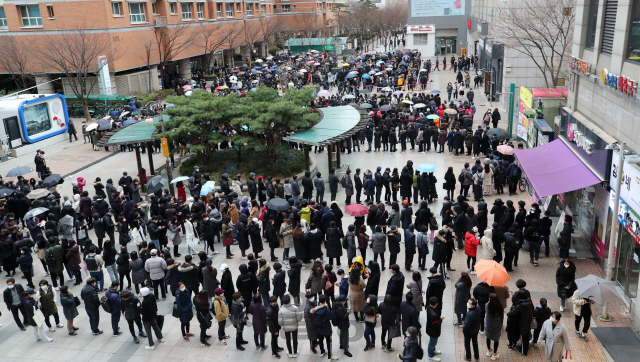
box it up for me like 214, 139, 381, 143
464, 227, 479, 275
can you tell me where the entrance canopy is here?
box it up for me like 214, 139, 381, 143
284, 105, 368, 146
107, 115, 169, 146
515, 139, 602, 198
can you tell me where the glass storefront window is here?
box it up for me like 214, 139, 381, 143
626, 0, 640, 61
573, 187, 595, 239
585, 0, 599, 49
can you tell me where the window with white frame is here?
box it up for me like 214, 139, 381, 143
281, 4, 290, 12
246, 3, 252, 15
236, 3, 241, 12
112, 2, 122, 16
196, 3, 204, 19
170, 2, 177, 14
225, 3, 233, 17
152, 2, 158, 15
20, 5, 42, 26
181, 3, 192, 20
47, 5, 54, 18
217, 3, 222, 17
261, 4, 265, 15
0, 7, 6, 27
129, 2, 146, 23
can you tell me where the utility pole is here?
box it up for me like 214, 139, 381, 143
147, 105, 174, 195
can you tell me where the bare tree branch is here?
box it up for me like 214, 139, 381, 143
0, 36, 34, 90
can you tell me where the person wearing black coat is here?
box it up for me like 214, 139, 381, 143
426, 268, 446, 312
502, 201, 516, 230
503, 228, 518, 272
463, 299, 482, 360
443, 167, 457, 200
490, 199, 505, 227
354, 169, 363, 204
333, 296, 352, 356
491, 223, 503, 263
116, 249, 132, 291
236, 263, 258, 304
178, 257, 200, 296
556, 260, 577, 311
385, 266, 405, 306
399, 167, 413, 201
324, 225, 343, 266
425, 297, 442, 358
506, 292, 534, 355
81, 279, 102, 334
558, 215, 573, 259
301, 171, 313, 201
287, 258, 302, 305
306, 227, 324, 260
103, 211, 116, 244
387, 227, 402, 267
272, 264, 287, 300
453, 204, 465, 249
328, 169, 339, 202
491, 109, 501, 128
220, 267, 235, 306
3, 280, 27, 330
472, 281, 493, 333
247, 174, 257, 201
401, 292, 422, 334
400, 203, 413, 230
377, 295, 400, 351
414, 201, 431, 231
418, 173, 431, 202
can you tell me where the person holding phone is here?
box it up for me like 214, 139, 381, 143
334, 295, 352, 357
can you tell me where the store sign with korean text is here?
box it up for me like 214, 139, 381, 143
600, 68, 637, 97
407, 26, 436, 34
610, 151, 640, 214
566, 123, 594, 154
568, 56, 592, 76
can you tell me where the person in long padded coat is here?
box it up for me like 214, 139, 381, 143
364, 260, 381, 299
129, 251, 146, 294
287, 256, 303, 306
257, 259, 271, 306
175, 282, 194, 340
454, 273, 472, 326
292, 224, 309, 263
59, 286, 79, 334
248, 294, 268, 349
303, 292, 320, 351
306, 224, 324, 260
219, 264, 235, 307
406, 271, 424, 312
349, 267, 367, 321
247, 218, 263, 257
485, 293, 504, 359
537, 311, 571, 362
201, 261, 218, 306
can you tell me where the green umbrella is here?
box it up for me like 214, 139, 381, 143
360, 103, 373, 109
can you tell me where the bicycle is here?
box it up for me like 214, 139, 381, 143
518, 178, 529, 194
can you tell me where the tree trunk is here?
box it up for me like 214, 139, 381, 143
82, 99, 92, 122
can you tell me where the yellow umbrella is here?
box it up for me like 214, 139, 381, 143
342, 63, 350, 67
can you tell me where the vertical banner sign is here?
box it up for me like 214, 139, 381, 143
161, 138, 170, 157
98, 55, 113, 95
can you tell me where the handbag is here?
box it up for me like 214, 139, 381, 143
172, 303, 182, 318
78, 229, 87, 240
155, 314, 165, 329
388, 322, 401, 339
33, 307, 46, 327
74, 296, 81, 307
166, 229, 176, 241
324, 281, 333, 291
530, 307, 538, 329
364, 314, 376, 324
223, 236, 234, 247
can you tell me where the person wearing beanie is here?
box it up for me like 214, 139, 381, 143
213, 288, 230, 344
23, 287, 53, 343
140, 287, 164, 349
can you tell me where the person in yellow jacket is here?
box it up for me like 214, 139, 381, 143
348, 255, 369, 278
298, 204, 312, 225
398, 75, 404, 91
213, 288, 230, 344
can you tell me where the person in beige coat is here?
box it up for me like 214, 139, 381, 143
482, 164, 493, 196
348, 267, 367, 320
571, 289, 595, 340
480, 229, 495, 260
280, 219, 294, 264
538, 311, 571, 361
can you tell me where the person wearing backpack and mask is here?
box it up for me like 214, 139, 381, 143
85, 245, 106, 291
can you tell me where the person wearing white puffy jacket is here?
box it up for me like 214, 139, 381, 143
480, 229, 496, 261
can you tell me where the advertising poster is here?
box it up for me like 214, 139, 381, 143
411, 0, 465, 17
527, 120, 536, 148
520, 86, 533, 109
517, 112, 529, 141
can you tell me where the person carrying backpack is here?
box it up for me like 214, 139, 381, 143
85, 245, 106, 291
45, 240, 65, 289
311, 295, 337, 360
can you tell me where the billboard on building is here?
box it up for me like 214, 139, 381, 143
411, 0, 465, 17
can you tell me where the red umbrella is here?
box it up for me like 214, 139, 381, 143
344, 204, 369, 217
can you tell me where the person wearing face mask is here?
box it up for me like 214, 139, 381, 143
36, 279, 64, 332
463, 298, 481, 361
537, 311, 571, 362
3, 278, 27, 330
555, 259, 576, 312
16, 247, 35, 288
58, 285, 80, 335
303, 291, 321, 354
175, 282, 195, 341
23, 287, 53, 342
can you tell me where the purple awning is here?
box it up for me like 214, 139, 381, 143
515, 139, 602, 198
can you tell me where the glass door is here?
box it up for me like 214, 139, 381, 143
615, 229, 640, 299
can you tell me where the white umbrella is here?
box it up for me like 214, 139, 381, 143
381, 87, 393, 92
317, 90, 331, 97
255, 59, 263, 63
414, 103, 426, 108
85, 123, 99, 132
575, 275, 621, 305
402, 100, 414, 104
299, 69, 308, 73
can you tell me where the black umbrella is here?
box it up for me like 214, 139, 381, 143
266, 198, 290, 211
6, 166, 34, 178
486, 128, 510, 140
380, 105, 392, 111
0, 188, 16, 198
42, 174, 63, 188
146, 175, 168, 194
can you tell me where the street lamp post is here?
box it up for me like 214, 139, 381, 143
146, 108, 174, 195
602, 142, 626, 320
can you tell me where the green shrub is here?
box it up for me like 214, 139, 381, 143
203, 74, 217, 80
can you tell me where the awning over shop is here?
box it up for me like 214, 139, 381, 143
515, 139, 602, 198
284, 105, 368, 146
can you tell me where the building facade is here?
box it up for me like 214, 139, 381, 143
406, 0, 471, 58
0, 0, 342, 95
568, 0, 640, 330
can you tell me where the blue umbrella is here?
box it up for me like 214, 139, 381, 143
416, 164, 436, 173
253, 66, 260, 69
271, 66, 277, 69
345, 73, 356, 79
170, 176, 190, 184
344, 94, 356, 99
230, 86, 240, 90
349, 60, 356, 64
275, 69, 283, 73
372, 68, 380, 72
431, 90, 441, 94
200, 181, 216, 195
362, 74, 371, 79
122, 118, 137, 126
400, 61, 408, 66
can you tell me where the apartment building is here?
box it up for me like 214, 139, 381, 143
0, 0, 342, 94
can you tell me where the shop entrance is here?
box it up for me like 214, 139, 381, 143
436, 37, 457, 55
614, 228, 639, 301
